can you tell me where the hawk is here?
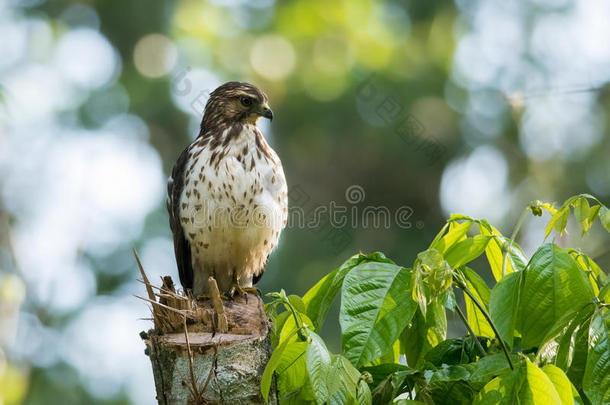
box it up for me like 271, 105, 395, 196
167, 82, 288, 297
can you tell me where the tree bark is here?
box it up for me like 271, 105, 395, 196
143, 295, 277, 404
134, 254, 276, 405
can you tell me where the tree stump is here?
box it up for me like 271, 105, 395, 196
135, 252, 276, 404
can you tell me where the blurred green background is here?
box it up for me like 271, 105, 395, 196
0, 0, 609, 403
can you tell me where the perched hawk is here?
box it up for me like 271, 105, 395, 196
167, 82, 288, 297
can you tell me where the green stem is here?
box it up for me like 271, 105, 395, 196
454, 304, 488, 358
284, 299, 307, 341
457, 279, 514, 370
502, 207, 529, 278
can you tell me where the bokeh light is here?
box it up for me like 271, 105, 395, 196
250, 34, 296, 80
133, 34, 178, 79
440, 146, 510, 224
54, 28, 119, 89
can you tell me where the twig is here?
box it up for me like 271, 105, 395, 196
454, 304, 487, 358
457, 281, 514, 370
133, 248, 156, 302
133, 248, 162, 328
134, 295, 196, 318
136, 278, 165, 292
183, 316, 204, 404
201, 345, 218, 393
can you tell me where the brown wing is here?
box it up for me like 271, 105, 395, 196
167, 146, 193, 291
252, 256, 269, 285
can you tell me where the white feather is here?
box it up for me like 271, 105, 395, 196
179, 124, 287, 295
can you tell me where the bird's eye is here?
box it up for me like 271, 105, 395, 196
240, 96, 253, 107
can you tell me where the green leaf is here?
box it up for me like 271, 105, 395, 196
518, 244, 594, 348
473, 359, 562, 405
417, 249, 453, 297
424, 364, 478, 405
361, 364, 410, 390
545, 206, 569, 238
365, 340, 400, 367
583, 309, 610, 405
462, 267, 494, 338
269, 310, 291, 347
328, 355, 362, 405
341, 263, 416, 367
412, 266, 428, 318
541, 201, 559, 215
506, 241, 528, 272
444, 235, 492, 268
425, 335, 490, 366
571, 251, 606, 296
517, 360, 563, 404
573, 198, 593, 235
276, 341, 311, 401
564, 313, 593, 390
481, 232, 507, 281
439, 289, 457, 311
288, 295, 307, 314
430, 220, 473, 253
489, 271, 523, 349
426, 365, 471, 383
370, 369, 419, 405
304, 252, 394, 330
588, 204, 601, 225
542, 365, 575, 405
401, 298, 447, 368
573, 198, 590, 224
478, 220, 527, 280
600, 282, 610, 303
261, 330, 298, 402
536, 303, 594, 371
306, 331, 332, 404
482, 232, 528, 281
356, 378, 372, 405
393, 400, 426, 405
600, 206, 610, 232
467, 353, 519, 390
279, 311, 313, 344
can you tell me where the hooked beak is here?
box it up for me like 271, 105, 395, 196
260, 103, 273, 121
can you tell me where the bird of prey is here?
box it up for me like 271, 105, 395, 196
167, 82, 287, 297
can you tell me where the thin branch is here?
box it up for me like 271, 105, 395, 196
136, 278, 165, 292
134, 295, 195, 318
454, 304, 487, 358
183, 317, 203, 404
133, 248, 156, 301
458, 282, 514, 370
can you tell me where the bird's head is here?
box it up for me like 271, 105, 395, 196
202, 82, 273, 130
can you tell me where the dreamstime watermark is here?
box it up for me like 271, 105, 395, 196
183, 184, 418, 231
170, 66, 212, 117
289, 185, 416, 229
355, 73, 450, 166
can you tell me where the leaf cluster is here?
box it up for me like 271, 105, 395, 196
262, 195, 610, 404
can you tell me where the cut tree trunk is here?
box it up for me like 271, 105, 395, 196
135, 252, 276, 404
